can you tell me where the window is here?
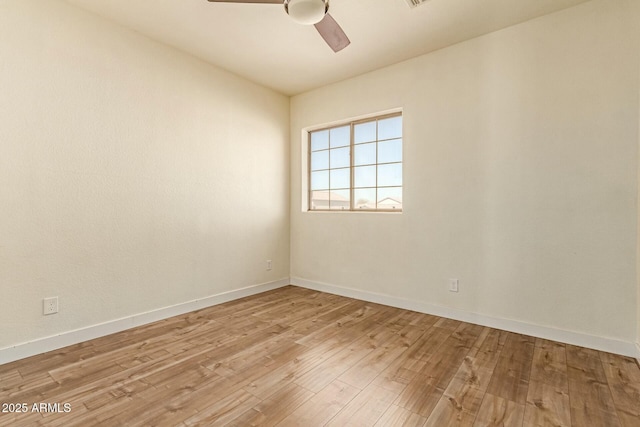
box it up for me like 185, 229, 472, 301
308, 113, 402, 212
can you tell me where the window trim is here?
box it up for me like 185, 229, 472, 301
307, 112, 403, 213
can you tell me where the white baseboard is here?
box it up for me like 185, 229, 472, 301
291, 277, 639, 358
3, 277, 637, 365
0, 278, 290, 365
636, 342, 640, 363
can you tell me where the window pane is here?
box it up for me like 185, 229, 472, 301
329, 189, 350, 210
310, 170, 329, 190
330, 168, 350, 189
310, 190, 330, 210
311, 150, 329, 171
354, 165, 376, 188
378, 163, 402, 187
377, 187, 402, 210
308, 113, 402, 212
311, 130, 329, 151
378, 139, 402, 163
354, 143, 376, 166
378, 116, 402, 140
330, 146, 350, 169
354, 188, 376, 210
354, 121, 376, 144
330, 126, 350, 148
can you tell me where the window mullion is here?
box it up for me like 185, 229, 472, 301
308, 132, 312, 210
328, 132, 331, 209
350, 123, 355, 211
375, 118, 379, 210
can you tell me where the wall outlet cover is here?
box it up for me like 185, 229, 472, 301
43, 297, 59, 315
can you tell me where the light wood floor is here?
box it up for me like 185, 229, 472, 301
1, 286, 639, 427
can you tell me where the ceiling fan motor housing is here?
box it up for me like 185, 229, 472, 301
284, 0, 329, 25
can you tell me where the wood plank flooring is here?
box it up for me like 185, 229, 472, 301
1, 285, 639, 426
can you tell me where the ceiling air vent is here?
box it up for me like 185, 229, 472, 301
405, 0, 430, 7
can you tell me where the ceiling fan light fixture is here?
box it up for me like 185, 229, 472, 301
284, 0, 328, 25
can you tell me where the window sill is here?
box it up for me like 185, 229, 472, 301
304, 209, 403, 214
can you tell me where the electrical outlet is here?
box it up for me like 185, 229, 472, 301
43, 297, 58, 315
449, 279, 459, 293
266, 260, 272, 271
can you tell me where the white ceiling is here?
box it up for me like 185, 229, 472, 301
64, 0, 590, 95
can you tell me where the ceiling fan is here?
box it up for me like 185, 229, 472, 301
206, 0, 350, 52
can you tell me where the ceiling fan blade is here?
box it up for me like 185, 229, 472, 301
314, 13, 350, 53
206, 0, 281, 3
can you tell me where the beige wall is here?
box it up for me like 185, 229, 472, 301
0, 0, 290, 349
291, 0, 640, 344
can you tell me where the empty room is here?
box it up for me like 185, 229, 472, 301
1, 0, 640, 425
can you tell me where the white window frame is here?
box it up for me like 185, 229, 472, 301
306, 112, 403, 213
